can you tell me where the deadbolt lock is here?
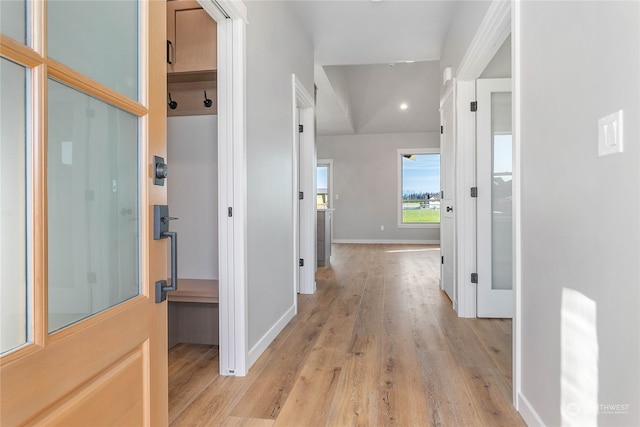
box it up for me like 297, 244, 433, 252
154, 155, 169, 186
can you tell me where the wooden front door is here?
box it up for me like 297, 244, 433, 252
0, 1, 168, 424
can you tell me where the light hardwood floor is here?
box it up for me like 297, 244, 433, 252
169, 244, 525, 426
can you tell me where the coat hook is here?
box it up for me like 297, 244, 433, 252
168, 93, 177, 110
203, 91, 213, 108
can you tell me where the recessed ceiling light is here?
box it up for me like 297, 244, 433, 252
400, 103, 408, 110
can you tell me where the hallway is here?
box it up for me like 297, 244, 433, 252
169, 244, 524, 426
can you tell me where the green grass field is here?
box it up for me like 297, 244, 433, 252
402, 208, 440, 223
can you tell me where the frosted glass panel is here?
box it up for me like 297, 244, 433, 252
491, 92, 512, 290
0, 0, 27, 44
48, 79, 139, 333
1, 58, 28, 353
47, 0, 138, 99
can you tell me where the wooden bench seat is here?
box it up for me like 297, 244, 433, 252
168, 279, 219, 348
168, 278, 219, 304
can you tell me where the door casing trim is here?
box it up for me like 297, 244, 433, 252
198, 0, 248, 376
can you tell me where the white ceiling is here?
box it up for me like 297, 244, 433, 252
318, 61, 441, 135
286, 0, 459, 135
287, 0, 458, 66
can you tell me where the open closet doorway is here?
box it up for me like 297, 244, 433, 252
166, 0, 221, 362
164, 0, 249, 380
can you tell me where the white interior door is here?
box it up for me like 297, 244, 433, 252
296, 107, 301, 293
477, 78, 513, 318
293, 75, 316, 295
440, 91, 456, 304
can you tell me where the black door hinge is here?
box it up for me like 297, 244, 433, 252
299, 258, 304, 267
440, 125, 444, 134
299, 124, 304, 133
470, 101, 478, 112
470, 187, 478, 198
441, 256, 444, 265
299, 191, 304, 200
228, 207, 233, 217
471, 273, 478, 284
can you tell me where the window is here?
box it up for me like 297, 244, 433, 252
316, 159, 332, 209
398, 149, 440, 227
1, 57, 29, 354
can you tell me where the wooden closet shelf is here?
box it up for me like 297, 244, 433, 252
168, 279, 219, 304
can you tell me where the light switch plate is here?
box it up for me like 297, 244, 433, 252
598, 110, 623, 156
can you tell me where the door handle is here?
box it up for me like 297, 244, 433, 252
156, 230, 178, 303
167, 40, 173, 64
154, 205, 178, 303
446, 206, 453, 212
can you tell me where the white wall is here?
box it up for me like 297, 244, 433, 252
245, 1, 314, 352
439, 0, 491, 94
480, 34, 511, 79
167, 115, 218, 280
519, 2, 639, 426
317, 132, 440, 243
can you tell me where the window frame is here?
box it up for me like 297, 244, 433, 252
397, 148, 440, 229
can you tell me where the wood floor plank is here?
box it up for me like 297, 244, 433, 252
168, 244, 520, 427
460, 366, 525, 427
325, 334, 379, 427
352, 274, 385, 336
228, 279, 340, 419
169, 344, 219, 424
402, 274, 449, 353
377, 273, 432, 426
272, 290, 364, 426
222, 416, 275, 427
416, 350, 480, 427
470, 318, 513, 387
433, 301, 497, 368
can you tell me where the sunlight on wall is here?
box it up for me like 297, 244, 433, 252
561, 288, 599, 426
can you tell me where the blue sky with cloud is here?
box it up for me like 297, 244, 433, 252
402, 153, 440, 195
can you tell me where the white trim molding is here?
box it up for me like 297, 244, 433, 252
512, 0, 523, 412
247, 304, 296, 368
292, 74, 316, 295
517, 392, 546, 426
200, 0, 248, 376
457, 0, 511, 81
454, 79, 477, 319
199, 0, 247, 22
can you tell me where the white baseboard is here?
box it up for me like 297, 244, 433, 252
247, 304, 296, 368
332, 239, 440, 245
518, 392, 546, 426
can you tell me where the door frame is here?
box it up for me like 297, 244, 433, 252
439, 87, 457, 307
197, 0, 248, 376
292, 74, 316, 295
444, 0, 516, 403
453, 0, 511, 319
